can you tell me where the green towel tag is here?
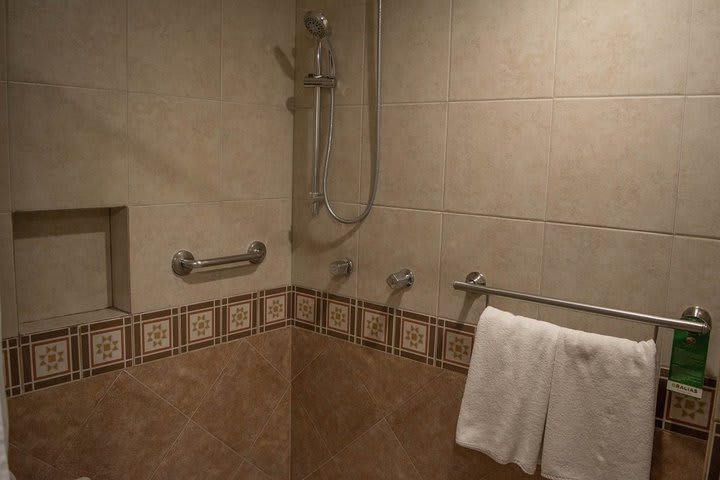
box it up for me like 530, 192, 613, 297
667, 317, 709, 399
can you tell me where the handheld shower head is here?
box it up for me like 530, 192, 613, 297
304, 11, 330, 39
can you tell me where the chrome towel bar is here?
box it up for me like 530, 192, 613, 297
453, 272, 712, 335
172, 241, 266, 276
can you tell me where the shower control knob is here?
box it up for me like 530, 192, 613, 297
330, 258, 353, 276
387, 269, 414, 289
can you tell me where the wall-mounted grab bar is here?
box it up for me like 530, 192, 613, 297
453, 272, 712, 335
172, 241, 267, 276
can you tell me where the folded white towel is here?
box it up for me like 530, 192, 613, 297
541, 329, 656, 480
456, 306, 561, 475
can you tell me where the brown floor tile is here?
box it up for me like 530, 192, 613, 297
292, 348, 383, 455
291, 327, 332, 378
650, 430, 706, 480
248, 387, 291, 480
55, 372, 186, 480
248, 326, 292, 380
387, 371, 500, 480
150, 422, 243, 480
233, 461, 272, 480
9, 372, 118, 463
192, 340, 288, 456
330, 340, 443, 416
9, 445, 74, 480
307, 420, 421, 480
128, 341, 239, 415
291, 390, 331, 480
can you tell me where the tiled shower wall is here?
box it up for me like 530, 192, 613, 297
291, 0, 720, 380
0, 0, 296, 336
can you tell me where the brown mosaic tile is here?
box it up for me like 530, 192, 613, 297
650, 430, 706, 479
394, 312, 436, 364
3, 338, 21, 396
357, 302, 393, 351
150, 421, 243, 480
192, 340, 288, 456
80, 317, 132, 377
248, 387, 291, 480
21, 327, 80, 392
133, 308, 180, 364
294, 290, 319, 326
181, 300, 220, 352
9, 371, 118, 463
307, 420, 421, 480
128, 341, 239, 416
247, 326, 292, 381
55, 372, 186, 480
8, 445, 74, 480
324, 295, 354, 340
387, 371, 500, 480
224, 293, 256, 341
292, 347, 383, 455
291, 389, 331, 480
329, 339, 442, 417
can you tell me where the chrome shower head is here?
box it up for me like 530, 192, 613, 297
304, 11, 330, 39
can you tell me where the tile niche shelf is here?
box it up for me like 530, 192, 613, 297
12, 208, 131, 334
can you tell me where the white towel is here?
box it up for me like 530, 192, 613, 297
456, 306, 561, 475
541, 329, 656, 480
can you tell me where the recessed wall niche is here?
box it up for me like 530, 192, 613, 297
12, 208, 130, 334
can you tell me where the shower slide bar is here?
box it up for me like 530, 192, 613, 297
171, 241, 267, 276
453, 272, 712, 335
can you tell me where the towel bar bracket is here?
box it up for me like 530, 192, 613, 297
456, 272, 711, 335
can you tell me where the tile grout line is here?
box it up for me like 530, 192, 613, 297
244, 384, 291, 478
145, 418, 192, 480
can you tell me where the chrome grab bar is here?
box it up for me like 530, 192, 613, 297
453, 272, 712, 335
172, 241, 266, 276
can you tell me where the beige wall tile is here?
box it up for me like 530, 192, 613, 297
7, 0, 126, 90
221, 104, 292, 200
381, 0, 451, 103
223, 0, 295, 106
129, 93, 221, 205
294, 106, 362, 203
665, 236, 720, 378
357, 207, 441, 314
444, 100, 552, 219
295, 3, 365, 107
0, 0, 6, 81
128, 0, 221, 99
0, 214, 17, 338
292, 201, 359, 297
555, 0, 691, 96
9, 83, 128, 211
361, 103, 446, 210
449, 0, 556, 100
546, 98, 682, 232
676, 97, 720, 238
129, 203, 222, 312
438, 214, 543, 324
539, 223, 672, 340
217, 199, 292, 297
110, 208, 131, 313
0, 83, 9, 211
687, 0, 720, 94
14, 210, 112, 323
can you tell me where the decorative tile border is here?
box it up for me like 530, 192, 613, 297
2, 285, 293, 398
3, 282, 718, 446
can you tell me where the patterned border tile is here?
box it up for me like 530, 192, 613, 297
436, 319, 475, 373
394, 311, 435, 365
224, 293, 256, 342
357, 302, 392, 352
322, 294, 355, 341
20, 327, 80, 393
259, 287, 291, 332
2, 338, 21, 397
80, 317, 132, 378
133, 308, 180, 365
180, 300, 221, 352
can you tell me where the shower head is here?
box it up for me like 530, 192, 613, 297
304, 11, 330, 39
